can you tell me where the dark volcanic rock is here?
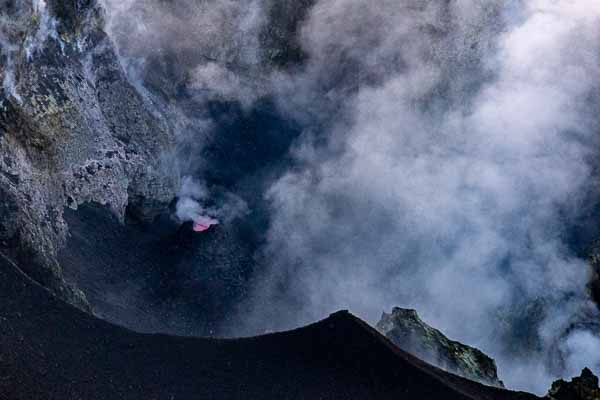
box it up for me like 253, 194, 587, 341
0, 254, 539, 400
547, 368, 600, 400
377, 307, 504, 387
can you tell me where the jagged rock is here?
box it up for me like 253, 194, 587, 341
376, 307, 504, 387
547, 368, 600, 400
0, 0, 178, 307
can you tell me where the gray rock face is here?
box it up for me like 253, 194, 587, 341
547, 368, 600, 400
377, 307, 504, 387
0, 0, 178, 307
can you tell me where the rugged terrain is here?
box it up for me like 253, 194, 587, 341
0, 253, 540, 400
377, 307, 503, 387
0, 0, 178, 309
2, 0, 600, 398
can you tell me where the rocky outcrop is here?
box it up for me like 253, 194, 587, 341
0, 0, 178, 307
547, 368, 600, 400
376, 307, 503, 387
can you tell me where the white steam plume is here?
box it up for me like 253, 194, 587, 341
176, 176, 248, 226
99, 0, 600, 393
100, 0, 268, 225
234, 0, 600, 394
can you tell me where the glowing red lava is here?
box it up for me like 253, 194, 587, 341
193, 216, 219, 232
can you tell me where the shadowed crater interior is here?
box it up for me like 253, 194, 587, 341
59, 202, 257, 336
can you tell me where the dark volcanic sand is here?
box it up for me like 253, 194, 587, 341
59, 202, 256, 336
0, 253, 539, 400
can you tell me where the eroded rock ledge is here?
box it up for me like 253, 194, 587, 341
377, 307, 504, 387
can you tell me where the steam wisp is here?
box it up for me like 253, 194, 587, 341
175, 177, 219, 230
25, 0, 60, 60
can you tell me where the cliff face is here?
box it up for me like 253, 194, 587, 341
0, 0, 178, 307
377, 307, 504, 387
